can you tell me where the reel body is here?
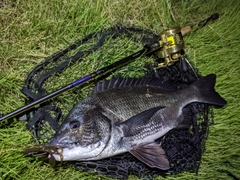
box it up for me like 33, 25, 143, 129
158, 27, 184, 67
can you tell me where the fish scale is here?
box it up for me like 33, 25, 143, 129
94, 87, 168, 121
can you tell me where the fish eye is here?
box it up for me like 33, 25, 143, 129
69, 120, 80, 129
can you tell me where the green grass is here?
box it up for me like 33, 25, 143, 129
0, 0, 240, 179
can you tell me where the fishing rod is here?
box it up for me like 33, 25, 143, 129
0, 27, 186, 122
1, 14, 219, 123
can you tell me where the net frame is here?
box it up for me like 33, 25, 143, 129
22, 24, 213, 179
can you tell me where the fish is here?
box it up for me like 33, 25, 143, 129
24, 74, 227, 170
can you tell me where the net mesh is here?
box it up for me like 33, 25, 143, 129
22, 24, 213, 179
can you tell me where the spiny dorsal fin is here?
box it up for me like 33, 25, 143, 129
94, 77, 176, 94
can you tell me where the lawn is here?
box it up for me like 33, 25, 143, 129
0, 0, 239, 179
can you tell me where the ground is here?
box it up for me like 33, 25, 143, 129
0, 0, 239, 179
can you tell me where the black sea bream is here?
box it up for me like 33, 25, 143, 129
47, 74, 226, 170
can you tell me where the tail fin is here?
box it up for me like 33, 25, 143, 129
192, 74, 227, 107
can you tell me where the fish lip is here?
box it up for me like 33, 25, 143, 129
49, 138, 79, 149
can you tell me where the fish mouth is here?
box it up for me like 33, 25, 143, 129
49, 138, 79, 149
23, 139, 106, 163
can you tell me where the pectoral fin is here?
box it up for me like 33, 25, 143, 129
129, 142, 170, 170
119, 106, 164, 137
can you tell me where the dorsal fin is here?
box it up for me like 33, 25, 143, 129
94, 77, 176, 94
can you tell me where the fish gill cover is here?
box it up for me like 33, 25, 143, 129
22, 24, 216, 179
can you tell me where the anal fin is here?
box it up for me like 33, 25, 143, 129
129, 142, 170, 170
176, 107, 194, 129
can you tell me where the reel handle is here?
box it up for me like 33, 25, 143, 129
181, 26, 191, 36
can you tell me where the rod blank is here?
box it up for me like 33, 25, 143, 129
0, 49, 146, 122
